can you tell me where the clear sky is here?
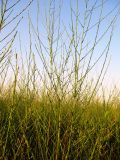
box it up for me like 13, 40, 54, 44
1, 0, 120, 90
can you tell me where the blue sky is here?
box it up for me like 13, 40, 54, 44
1, 0, 120, 90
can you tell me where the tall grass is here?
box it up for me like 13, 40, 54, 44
0, 0, 120, 159
1, 91, 120, 159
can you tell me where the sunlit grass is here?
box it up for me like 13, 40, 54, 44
1, 0, 120, 159
0, 90, 120, 160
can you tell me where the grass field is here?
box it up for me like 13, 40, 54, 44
0, 88, 120, 160
1, 0, 120, 159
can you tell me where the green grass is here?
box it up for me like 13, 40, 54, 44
0, 90, 120, 160
1, 1, 120, 159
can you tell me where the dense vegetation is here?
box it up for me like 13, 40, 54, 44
0, 0, 120, 159
1, 91, 120, 160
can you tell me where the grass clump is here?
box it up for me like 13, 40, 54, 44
0, 91, 120, 160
